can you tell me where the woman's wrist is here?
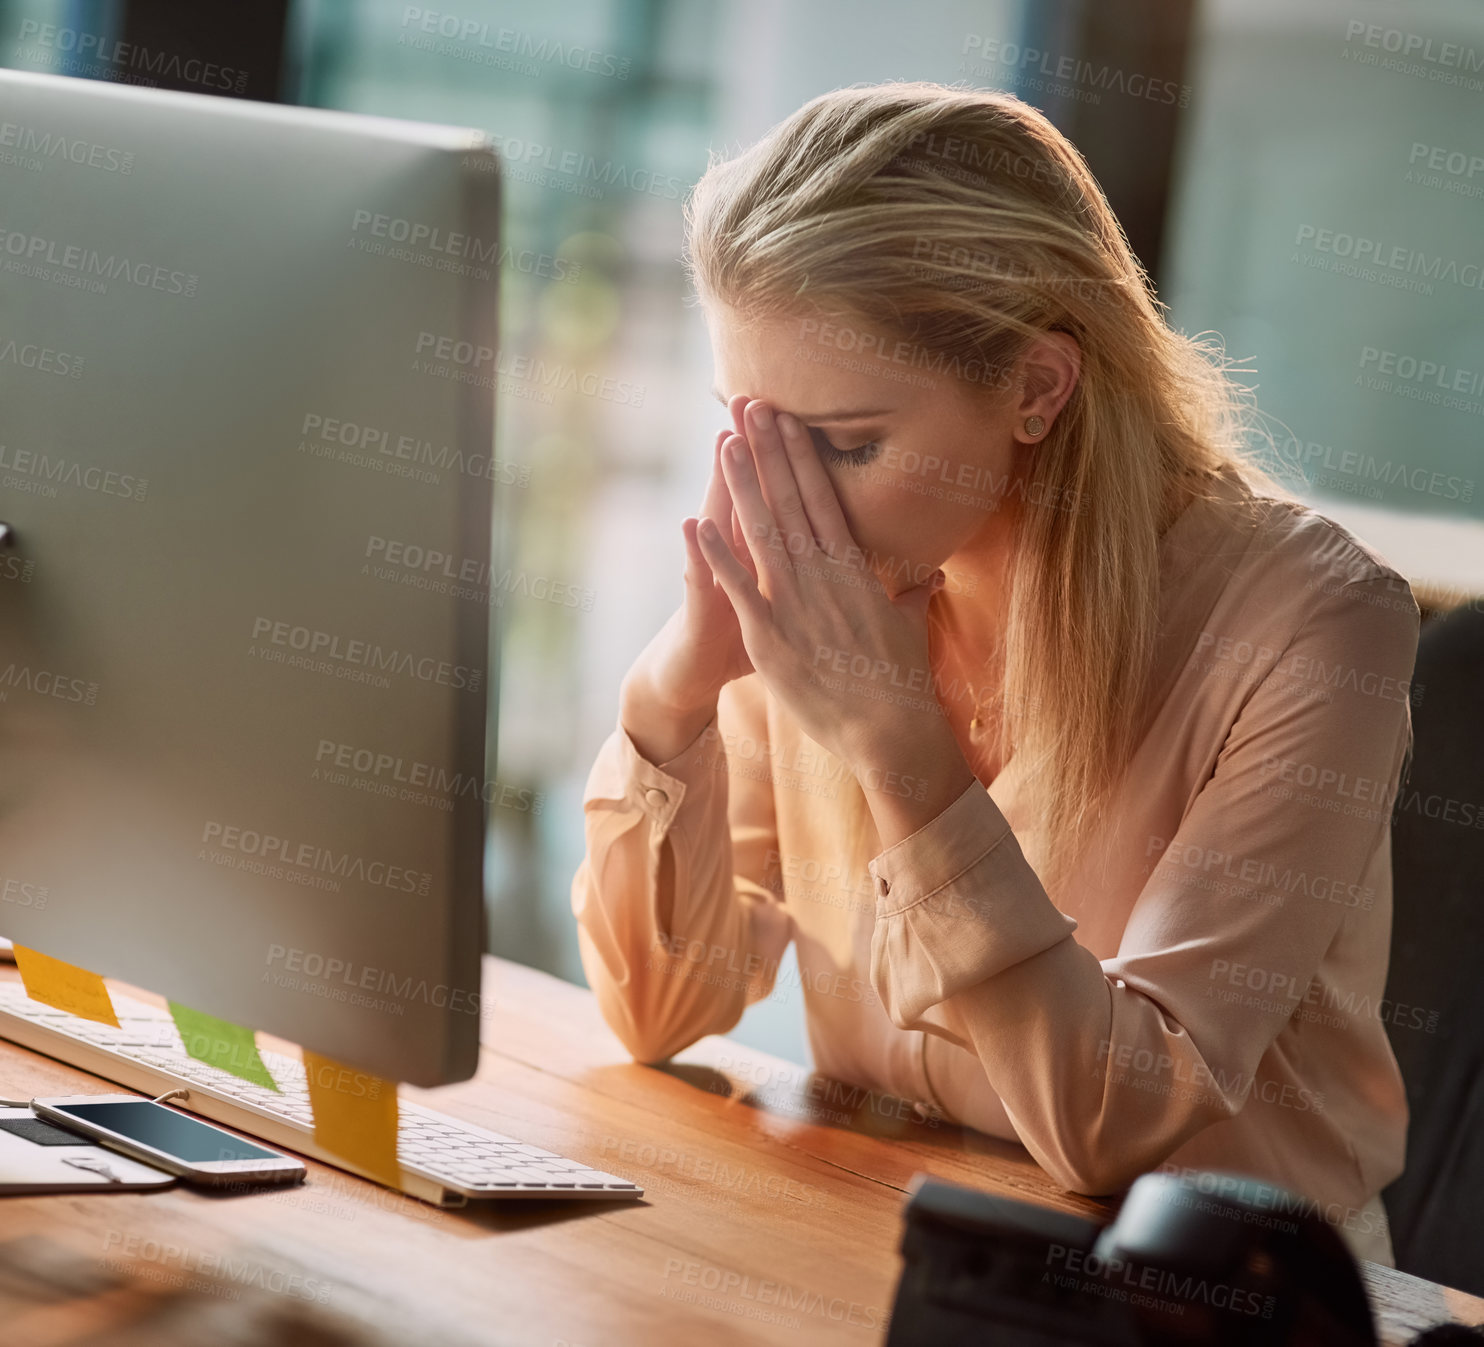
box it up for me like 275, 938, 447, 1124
851, 720, 977, 851
619, 669, 719, 768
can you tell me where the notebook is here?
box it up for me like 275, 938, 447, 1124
0, 1105, 176, 1194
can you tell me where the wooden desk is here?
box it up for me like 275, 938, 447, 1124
0, 956, 1479, 1346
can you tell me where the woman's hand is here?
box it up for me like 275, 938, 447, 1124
692, 399, 953, 777
619, 400, 760, 764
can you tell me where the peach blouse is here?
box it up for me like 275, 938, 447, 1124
570, 467, 1419, 1266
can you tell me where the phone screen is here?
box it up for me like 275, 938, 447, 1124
49, 1102, 283, 1163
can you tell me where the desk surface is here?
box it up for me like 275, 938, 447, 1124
0, 956, 1479, 1346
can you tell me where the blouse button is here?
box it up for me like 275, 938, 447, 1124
644, 787, 668, 809
875, 875, 891, 898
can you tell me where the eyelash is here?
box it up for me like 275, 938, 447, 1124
807, 425, 882, 468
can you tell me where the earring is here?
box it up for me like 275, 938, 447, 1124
1024, 415, 1045, 438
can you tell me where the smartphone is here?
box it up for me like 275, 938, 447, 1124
31, 1094, 307, 1186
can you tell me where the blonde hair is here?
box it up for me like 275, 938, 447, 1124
683, 81, 1285, 888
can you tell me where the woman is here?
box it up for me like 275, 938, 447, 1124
571, 82, 1417, 1266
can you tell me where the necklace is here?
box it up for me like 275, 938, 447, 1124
941, 641, 1001, 737
927, 575, 1010, 750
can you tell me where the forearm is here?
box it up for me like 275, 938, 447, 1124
619, 667, 719, 768
576, 676, 793, 1063
864, 795, 1240, 1193
861, 767, 1352, 1195
929, 942, 1235, 1194
572, 722, 769, 1063
574, 854, 759, 1065
851, 719, 977, 850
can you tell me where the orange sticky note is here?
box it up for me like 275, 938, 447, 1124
302, 1049, 400, 1186
12, 946, 119, 1027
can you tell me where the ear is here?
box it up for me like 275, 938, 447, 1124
1013, 331, 1081, 444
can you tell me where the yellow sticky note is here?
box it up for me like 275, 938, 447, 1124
302, 1049, 400, 1186
12, 946, 119, 1027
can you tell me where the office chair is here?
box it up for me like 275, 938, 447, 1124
1382, 599, 1484, 1298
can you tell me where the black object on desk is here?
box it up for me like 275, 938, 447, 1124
886, 1170, 1376, 1346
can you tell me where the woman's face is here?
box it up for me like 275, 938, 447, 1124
705, 303, 1077, 594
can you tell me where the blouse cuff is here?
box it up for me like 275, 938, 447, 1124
605, 714, 718, 833
868, 782, 1079, 1029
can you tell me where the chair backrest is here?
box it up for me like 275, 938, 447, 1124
1382, 600, 1484, 1297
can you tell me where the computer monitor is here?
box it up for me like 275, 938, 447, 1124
0, 68, 502, 1087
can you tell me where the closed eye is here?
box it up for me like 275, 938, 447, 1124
807, 424, 882, 468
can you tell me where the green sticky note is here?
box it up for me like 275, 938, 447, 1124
167, 1001, 280, 1092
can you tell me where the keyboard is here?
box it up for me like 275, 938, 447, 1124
0, 985, 642, 1206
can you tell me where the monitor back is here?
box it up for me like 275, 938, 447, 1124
0, 69, 501, 1086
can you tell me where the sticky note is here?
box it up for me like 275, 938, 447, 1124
12, 946, 119, 1027
168, 1002, 279, 1092
302, 1049, 400, 1186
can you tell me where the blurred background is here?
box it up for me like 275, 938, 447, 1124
2, 0, 1480, 1075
